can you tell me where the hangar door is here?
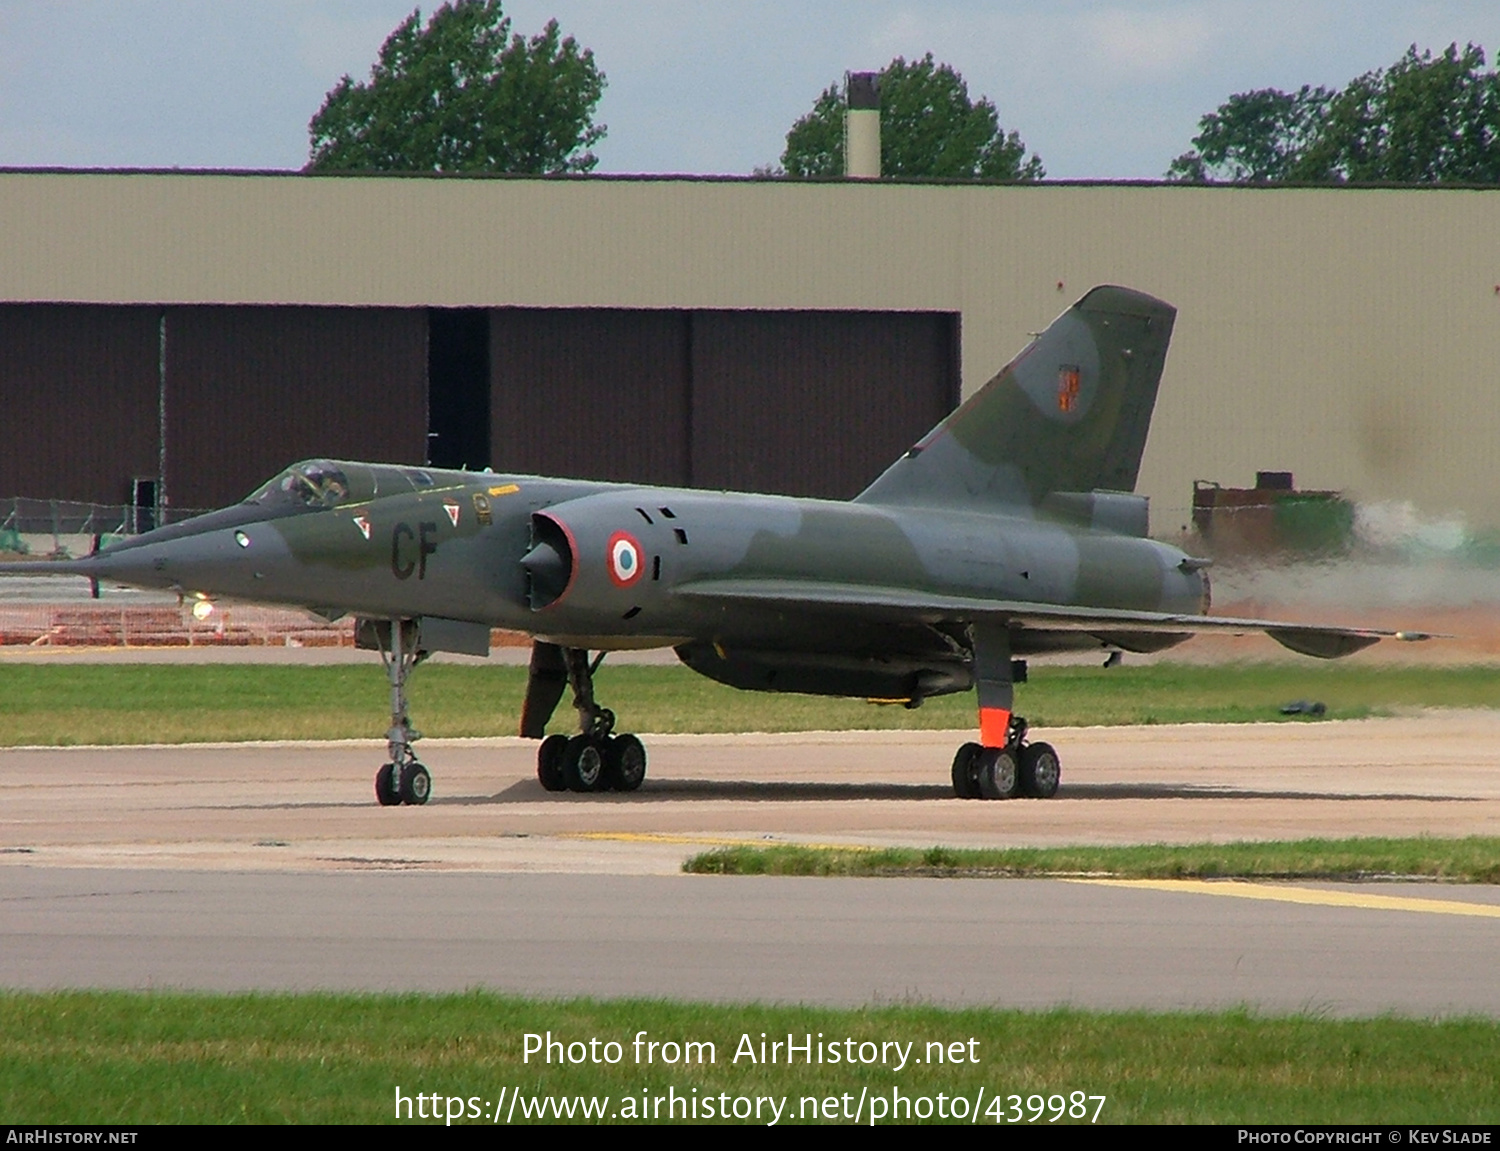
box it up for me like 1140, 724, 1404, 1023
488, 309, 959, 500
165, 307, 427, 509
1, 305, 955, 510
0, 305, 160, 506
0, 304, 429, 513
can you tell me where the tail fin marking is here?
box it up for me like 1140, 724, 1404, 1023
856, 285, 1176, 511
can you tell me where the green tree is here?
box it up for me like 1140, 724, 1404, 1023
1299, 43, 1500, 183
307, 0, 605, 174
1168, 43, 1500, 184
777, 54, 1043, 180
1166, 86, 1333, 182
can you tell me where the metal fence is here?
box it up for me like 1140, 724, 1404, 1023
0, 602, 355, 647
0, 602, 536, 650
0, 497, 211, 555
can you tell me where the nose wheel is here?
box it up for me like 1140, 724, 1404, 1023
376, 760, 431, 806
372, 618, 431, 806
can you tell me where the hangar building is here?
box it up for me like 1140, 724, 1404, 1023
1, 170, 1497, 533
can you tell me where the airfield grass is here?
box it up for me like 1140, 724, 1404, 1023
6, 672, 1499, 1127
2, 660, 1499, 746
684, 836, 1500, 883
3, 992, 1500, 1124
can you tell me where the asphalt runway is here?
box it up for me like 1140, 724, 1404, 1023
4, 715, 1499, 1012
3, 867, 1499, 1014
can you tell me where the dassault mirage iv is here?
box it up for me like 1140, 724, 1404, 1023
1, 287, 1424, 805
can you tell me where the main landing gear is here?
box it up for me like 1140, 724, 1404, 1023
526, 644, 647, 795
372, 618, 431, 807
951, 622, 1062, 801
950, 717, 1061, 801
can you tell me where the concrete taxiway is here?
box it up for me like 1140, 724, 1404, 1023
5, 716, 1500, 871
3, 715, 1498, 1012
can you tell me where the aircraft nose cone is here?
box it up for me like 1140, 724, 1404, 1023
88, 520, 285, 597
90, 547, 175, 589
520, 540, 570, 609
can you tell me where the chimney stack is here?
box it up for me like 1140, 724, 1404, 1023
844, 71, 880, 178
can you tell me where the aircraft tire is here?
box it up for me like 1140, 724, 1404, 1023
375, 763, 400, 807
537, 734, 569, 792
563, 735, 606, 793
399, 763, 432, 805
977, 747, 1020, 800
1019, 742, 1061, 799
606, 733, 647, 792
950, 742, 982, 799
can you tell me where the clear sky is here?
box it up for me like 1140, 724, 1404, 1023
1, 1, 1497, 179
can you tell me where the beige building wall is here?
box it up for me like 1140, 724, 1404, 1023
2, 171, 1497, 527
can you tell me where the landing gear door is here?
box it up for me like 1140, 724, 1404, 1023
355, 615, 491, 657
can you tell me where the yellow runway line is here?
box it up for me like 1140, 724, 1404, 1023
1069, 878, 1500, 919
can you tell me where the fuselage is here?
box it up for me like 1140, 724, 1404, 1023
80, 458, 1208, 698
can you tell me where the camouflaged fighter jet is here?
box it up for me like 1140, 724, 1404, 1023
0, 286, 1426, 805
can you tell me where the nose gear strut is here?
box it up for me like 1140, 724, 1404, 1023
373, 617, 431, 806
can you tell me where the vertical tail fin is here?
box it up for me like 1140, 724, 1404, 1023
856, 286, 1176, 510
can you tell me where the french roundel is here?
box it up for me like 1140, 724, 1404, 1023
606, 531, 644, 587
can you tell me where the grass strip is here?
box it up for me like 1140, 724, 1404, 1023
683, 836, 1500, 883
2, 661, 1499, 745
3, 991, 1499, 1124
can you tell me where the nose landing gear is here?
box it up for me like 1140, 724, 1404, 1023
372, 618, 431, 807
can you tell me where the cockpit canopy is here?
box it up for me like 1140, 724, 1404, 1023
243, 459, 445, 512
246, 460, 351, 510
